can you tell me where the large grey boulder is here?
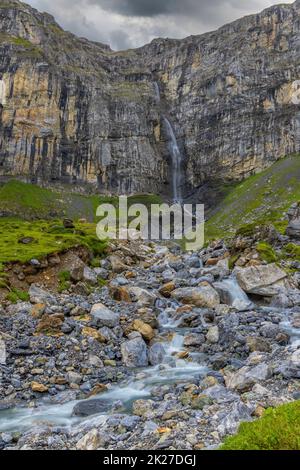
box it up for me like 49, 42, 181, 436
234, 264, 287, 296
90, 303, 120, 328
171, 285, 220, 308
149, 343, 166, 366
72, 399, 110, 417
29, 284, 56, 304
225, 363, 271, 392
121, 336, 148, 367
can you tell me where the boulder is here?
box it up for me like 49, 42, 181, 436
234, 264, 287, 296
83, 267, 97, 285
68, 256, 86, 282
149, 342, 166, 365
90, 303, 120, 328
183, 333, 205, 347
108, 255, 128, 273
121, 337, 148, 367
29, 284, 56, 304
72, 399, 110, 417
132, 319, 154, 341
128, 287, 157, 307
171, 285, 220, 308
226, 363, 271, 392
31, 382, 48, 393
132, 399, 155, 417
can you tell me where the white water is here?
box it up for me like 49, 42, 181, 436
0, 305, 207, 433
215, 277, 253, 311
153, 82, 183, 203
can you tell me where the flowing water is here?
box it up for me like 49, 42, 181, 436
215, 277, 253, 311
0, 302, 207, 433
153, 82, 183, 203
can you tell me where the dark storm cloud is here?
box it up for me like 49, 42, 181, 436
27, 1, 294, 50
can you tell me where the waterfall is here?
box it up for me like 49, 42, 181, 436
163, 117, 183, 203
153, 82, 183, 203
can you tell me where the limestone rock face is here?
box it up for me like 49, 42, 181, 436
234, 264, 288, 296
1, 1, 300, 196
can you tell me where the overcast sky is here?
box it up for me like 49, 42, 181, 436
26, 0, 295, 50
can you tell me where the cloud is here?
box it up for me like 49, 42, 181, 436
26, 0, 295, 50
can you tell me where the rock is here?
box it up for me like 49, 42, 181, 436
72, 399, 110, 417
31, 382, 48, 393
110, 286, 131, 302
82, 326, 106, 343
234, 264, 287, 296
159, 282, 176, 298
128, 287, 157, 307
226, 363, 271, 392
83, 267, 97, 285
76, 429, 102, 450
36, 314, 63, 335
183, 333, 205, 347
0, 339, 6, 365
121, 337, 148, 367
69, 256, 86, 282
63, 218, 75, 229
90, 303, 120, 328
31, 303, 46, 318
149, 343, 166, 365
291, 349, 300, 366
94, 268, 109, 280
18, 237, 34, 245
246, 336, 271, 353
206, 326, 219, 344
171, 285, 220, 308
132, 399, 155, 417
67, 372, 82, 385
132, 319, 154, 341
108, 255, 128, 273
29, 285, 56, 304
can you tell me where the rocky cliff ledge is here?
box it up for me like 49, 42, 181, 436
1, 0, 300, 198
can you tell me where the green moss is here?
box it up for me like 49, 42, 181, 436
0, 218, 107, 264
256, 241, 278, 263
220, 401, 300, 450
98, 278, 107, 287
229, 253, 240, 270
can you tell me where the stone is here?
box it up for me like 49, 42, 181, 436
36, 314, 63, 335
108, 255, 128, 273
234, 264, 287, 296
171, 285, 220, 308
67, 372, 82, 385
128, 287, 157, 307
72, 399, 110, 417
132, 319, 154, 341
110, 286, 131, 302
31, 303, 46, 318
246, 336, 271, 353
121, 337, 148, 367
206, 326, 219, 344
183, 333, 205, 347
132, 399, 155, 417
76, 429, 102, 450
83, 267, 97, 285
90, 303, 120, 328
63, 218, 75, 229
31, 382, 48, 393
29, 285, 56, 304
82, 326, 106, 343
226, 363, 271, 392
159, 282, 176, 298
69, 256, 85, 282
149, 343, 166, 365
0, 339, 6, 365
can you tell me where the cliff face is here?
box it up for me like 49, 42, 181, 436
1, 0, 300, 198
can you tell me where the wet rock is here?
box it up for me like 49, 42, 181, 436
90, 303, 120, 328
149, 343, 166, 365
121, 337, 148, 367
159, 282, 176, 298
72, 399, 110, 417
171, 285, 220, 308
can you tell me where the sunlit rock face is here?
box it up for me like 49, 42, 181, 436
1, 0, 300, 197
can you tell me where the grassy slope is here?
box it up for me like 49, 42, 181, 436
221, 401, 300, 450
0, 180, 162, 263
206, 154, 300, 241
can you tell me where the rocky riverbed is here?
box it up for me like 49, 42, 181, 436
0, 220, 300, 450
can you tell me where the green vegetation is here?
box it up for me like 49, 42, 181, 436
6, 288, 30, 303
256, 241, 278, 263
205, 154, 300, 241
0, 33, 43, 58
283, 243, 300, 261
221, 401, 300, 450
0, 218, 107, 264
58, 270, 71, 293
